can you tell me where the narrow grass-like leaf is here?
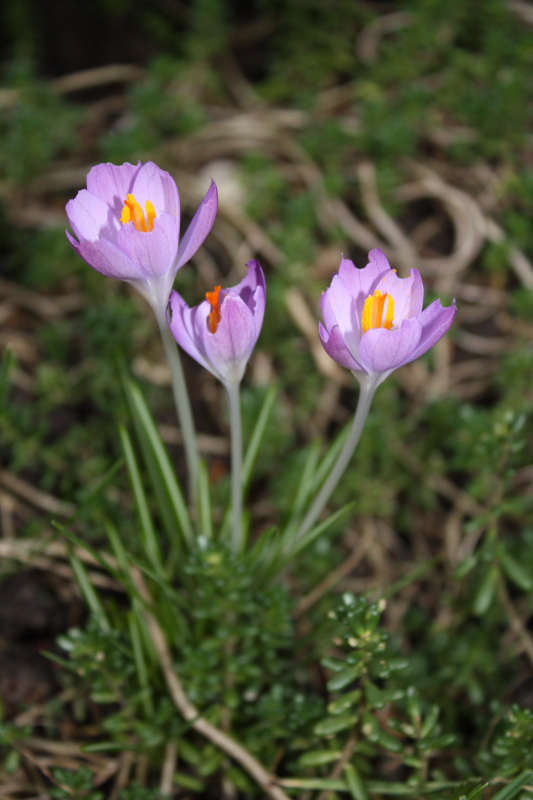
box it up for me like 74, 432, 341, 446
282, 441, 322, 544
53, 522, 117, 575
128, 609, 154, 718
284, 502, 355, 561
312, 422, 350, 492
491, 771, 533, 800
69, 552, 110, 631
126, 380, 193, 546
242, 385, 277, 492
198, 459, 213, 541
119, 424, 164, 574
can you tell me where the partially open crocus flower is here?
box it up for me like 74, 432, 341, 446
66, 161, 218, 314
319, 249, 456, 387
167, 260, 266, 387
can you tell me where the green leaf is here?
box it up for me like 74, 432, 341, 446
69, 552, 110, 631
242, 385, 277, 492
286, 502, 355, 561
344, 764, 368, 800
198, 459, 213, 541
314, 712, 357, 736
298, 750, 343, 767
124, 378, 193, 547
328, 664, 364, 691
473, 564, 499, 616
328, 689, 362, 715
500, 552, 533, 591
119, 424, 163, 574
491, 771, 533, 800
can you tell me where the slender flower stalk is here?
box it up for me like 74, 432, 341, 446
294, 378, 377, 545
155, 311, 200, 500
227, 382, 244, 553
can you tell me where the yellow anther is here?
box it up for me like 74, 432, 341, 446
361, 290, 395, 334
120, 194, 156, 232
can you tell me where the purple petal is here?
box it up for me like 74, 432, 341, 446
321, 289, 338, 334
203, 294, 256, 383
359, 317, 422, 373
70, 234, 143, 281
404, 299, 457, 364
131, 161, 180, 219
117, 212, 179, 279
66, 190, 120, 243
319, 322, 364, 371
375, 268, 424, 324
241, 260, 266, 333
325, 273, 361, 359
175, 181, 218, 270
338, 249, 391, 303
167, 291, 212, 373
86, 162, 141, 217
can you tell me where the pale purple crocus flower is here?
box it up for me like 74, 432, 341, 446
168, 260, 266, 553
167, 260, 266, 389
66, 161, 218, 316
294, 248, 457, 547
319, 248, 457, 388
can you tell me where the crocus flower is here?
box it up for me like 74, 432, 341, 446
319, 249, 456, 387
66, 161, 218, 315
167, 260, 266, 387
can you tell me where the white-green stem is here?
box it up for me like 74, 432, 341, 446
156, 313, 200, 504
294, 379, 377, 545
227, 381, 243, 554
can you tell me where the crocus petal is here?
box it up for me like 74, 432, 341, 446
319, 323, 364, 371
175, 181, 218, 270
326, 273, 361, 358
167, 291, 213, 373
338, 249, 390, 305
203, 294, 256, 383
71, 234, 144, 281
375, 268, 424, 324
359, 317, 422, 373
405, 299, 457, 364
66, 190, 120, 243
117, 212, 179, 279
241, 260, 266, 335
86, 162, 141, 216
131, 161, 180, 218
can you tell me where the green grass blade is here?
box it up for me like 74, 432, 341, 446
53, 522, 117, 575
119, 424, 164, 574
128, 608, 154, 718
198, 459, 213, 541
311, 422, 350, 492
69, 552, 110, 631
242, 385, 277, 492
284, 502, 355, 561
282, 441, 322, 545
126, 380, 193, 546
491, 772, 533, 800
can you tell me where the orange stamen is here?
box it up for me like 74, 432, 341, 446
361, 290, 395, 334
206, 285, 222, 333
120, 193, 156, 232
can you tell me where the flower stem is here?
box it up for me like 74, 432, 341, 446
227, 382, 243, 554
294, 380, 377, 545
157, 314, 200, 504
